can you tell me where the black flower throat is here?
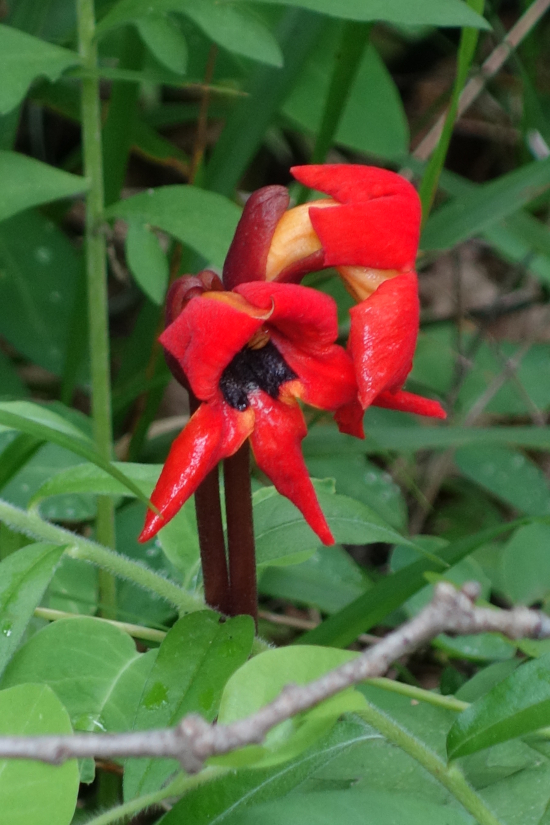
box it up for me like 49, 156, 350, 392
220, 340, 297, 411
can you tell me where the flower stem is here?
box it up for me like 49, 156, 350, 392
77, 0, 117, 618
224, 442, 257, 624
189, 395, 231, 613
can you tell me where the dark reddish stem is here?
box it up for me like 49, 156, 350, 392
189, 394, 230, 614
224, 442, 258, 625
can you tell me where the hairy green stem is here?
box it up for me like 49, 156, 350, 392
359, 700, 504, 825
77, 0, 117, 617
0, 499, 202, 614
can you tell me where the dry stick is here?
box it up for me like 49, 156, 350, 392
414, 0, 550, 161
1, 582, 549, 773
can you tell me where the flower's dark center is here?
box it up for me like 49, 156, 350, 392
220, 340, 297, 411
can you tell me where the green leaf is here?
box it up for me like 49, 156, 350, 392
0, 24, 80, 114
242, 0, 490, 27
299, 520, 530, 648
124, 611, 254, 800
106, 185, 240, 268
0, 151, 87, 223
134, 14, 188, 75
500, 523, 550, 606
0, 209, 86, 377
253, 484, 410, 567
218, 788, 473, 825
0, 543, 64, 676
28, 461, 161, 506
0, 434, 43, 491
259, 545, 370, 614
283, 37, 408, 160
181, 0, 283, 67
0, 403, 155, 507
216, 646, 366, 768
454, 445, 550, 516
1, 617, 149, 733
422, 156, 550, 250
0, 683, 79, 825
447, 653, 550, 759
126, 221, 169, 304
99, 0, 283, 66
158, 717, 386, 825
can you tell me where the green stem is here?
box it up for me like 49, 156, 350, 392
359, 700, 504, 825
34, 607, 167, 644
0, 498, 202, 614
296, 21, 371, 203
77, 0, 117, 618
418, 0, 485, 221
367, 678, 469, 712
84, 767, 226, 825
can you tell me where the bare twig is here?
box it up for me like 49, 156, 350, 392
414, 0, 550, 161
1, 582, 550, 773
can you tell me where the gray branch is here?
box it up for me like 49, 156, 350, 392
1, 582, 549, 774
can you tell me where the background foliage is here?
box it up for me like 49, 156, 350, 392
1, 0, 550, 823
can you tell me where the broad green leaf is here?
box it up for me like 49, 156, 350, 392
283, 37, 408, 160
106, 185, 240, 268
304, 453, 406, 529
422, 156, 550, 250
181, 0, 283, 67
454, 445, 550, 516
299, 520, 529, 648
1, 617, 148, 732
0, 403, 155, 507
434, 632, 516, 663
126, 221, 169, 304
0, 210, 85, 377
243, 0, 489, 27
46, 556, 98, 616
0, 683, 79, 825
0, 24, 80, 114
156, 498, 201, 587
134, 14, 188, 74
456, 660, 519, 703
447, 653, 550, 759
99, 0, 283, 66
216, 646, 366, 767
0, 433, 43, 491
253, 484, 410, 567
158, 717, 385, 825
500, 523, 550, 606
363, 425, 550, 453
28, 461, 161, 506
124, 611, 254, 800
259, 545, 370, 614
0, 151, 87, 223
218, 788, 473, 825
0, 543, 64, 676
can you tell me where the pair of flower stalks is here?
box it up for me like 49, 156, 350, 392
139, 164, 446, 618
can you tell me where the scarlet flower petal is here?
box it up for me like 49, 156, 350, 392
248, 391, 335, 545
348, 272, 419, 409
291, 164, 421, 271
160, 294, 264, 402
139, 402, 254, 542
334, 398, 365, 439
373, 389, 446, 419
223, 185, 290, 290
270, 330, 357, 411
235, 281, 339, 352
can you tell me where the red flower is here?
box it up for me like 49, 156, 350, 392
140, 164, 445, 548
139, 272, 357, 546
